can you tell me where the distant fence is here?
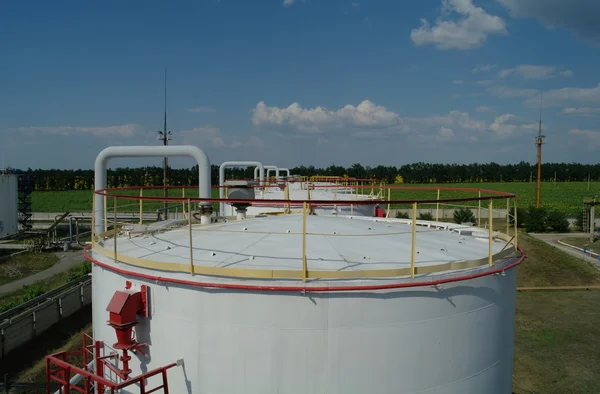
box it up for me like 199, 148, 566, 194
0, 277, 91, 360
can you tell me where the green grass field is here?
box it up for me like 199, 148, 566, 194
31, 181, 600, 217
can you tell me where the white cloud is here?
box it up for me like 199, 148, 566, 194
561, 70, 574, 77
17, 124, 142, 137
180, 126, 226, 147
569, 128, 600, 146
472, 64, 496, 73
476, 105, 493, 112
410, 0, 507, 50
488, 114, 537, 136
474, 79, 494, 86
452, 79, 464, 84
523, 83, 600, 107
252, 100, 401, 134
437, 126, 455, 139
188, 106, 216, 113
283, 0, 295, 6
351, 2, 360, 8
559, 107, 600, 116
496, 0, 600, 44
498, 65, 556, 79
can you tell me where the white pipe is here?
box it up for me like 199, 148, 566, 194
54, 360, 95, 394
219, 161, 264, 217
256, 165, 279, 180
94, 145, 212, 234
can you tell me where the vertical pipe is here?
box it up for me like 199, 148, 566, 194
302, 201, 308, 282
411, 202, 417, 279
514, 197, 518, 251
139, 188, 143, 225
113, 197, 117, 264
436, 189, 440, 222
488, 199, 493, 267
188, 199, 194, 275
478, 191, 482, 227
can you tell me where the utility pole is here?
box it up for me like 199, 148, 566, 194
158, 67, 171, 219
535, 90, 545, 208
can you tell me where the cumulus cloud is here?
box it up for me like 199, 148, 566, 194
437, 126, 455, 140
559, 107, 600, 116
188, 106, 216, 113
410, 0, 507, 50
472, 64, 496, 73
283, 0, 295, 6
523, 83, 600, 107
569, 128, 600, 146
496, 0, 600, 44
17, 124, 142, 137
476, 105, 493, 112
498, 65, 566, 79
252, 100, 401, 134
351, 2, 360, 8
488, 114, 537, 136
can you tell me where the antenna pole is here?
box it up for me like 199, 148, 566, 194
158, 66, 172, 220
535, 90, 545, 208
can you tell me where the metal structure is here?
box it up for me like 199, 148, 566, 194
535, 91, 545, 208
157, 67, 172, 219
219, 161, 265, 217
0, 172, 18, 238
17, 173, 33, 231
46, 145, 524, 393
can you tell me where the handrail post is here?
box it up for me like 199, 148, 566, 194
506, 197, 510, 237
514, 197, 518, 251
91, 194, 95, 248
411, 202, 417, 279
104, 194, 107, 233
478, 191, 481, 227
139, 188, 143, 225
488, 198, 493, 267
188, 199, 194, 275
113, 196, 117, 264
302, 201, 308, 282
436, 189, 440, 222
387, 188, 391, 218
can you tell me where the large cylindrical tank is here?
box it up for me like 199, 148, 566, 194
0, 174, 18, 238
89, 214, 522, 394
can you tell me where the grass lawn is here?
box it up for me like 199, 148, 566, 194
0, 252, 59, 286
513, 233, 600, 393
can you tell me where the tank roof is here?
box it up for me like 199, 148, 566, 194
101, 215, 507, 278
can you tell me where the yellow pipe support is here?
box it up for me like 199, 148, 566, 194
139, 188, 143, 225
302, 201, 308, 282
113, 197, 118, 264
387, 188, 391, 218
506, 198, 510, 237
436, 189, 440, 222
188, 198, 194, 275
411, 202, 417, 279
488, 198, 493, 267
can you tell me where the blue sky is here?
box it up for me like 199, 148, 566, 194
1, 0, 600, 170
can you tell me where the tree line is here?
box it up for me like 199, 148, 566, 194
13, 161, 600, 191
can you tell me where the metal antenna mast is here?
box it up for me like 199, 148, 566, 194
535, 90, 545, 208
158, 66, 172, 219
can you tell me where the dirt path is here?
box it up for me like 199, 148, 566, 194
0, 250, 85, 296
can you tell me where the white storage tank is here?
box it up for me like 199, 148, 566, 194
89, 212, 523, 394
0, 174, 18, 238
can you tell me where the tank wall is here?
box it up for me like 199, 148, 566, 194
92, 260, 517, 394
0, 175, 18, 238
